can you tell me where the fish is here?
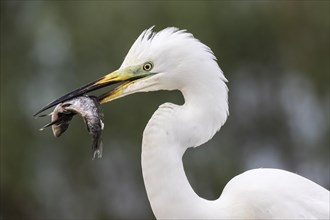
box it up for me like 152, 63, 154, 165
39, 95, 104, 160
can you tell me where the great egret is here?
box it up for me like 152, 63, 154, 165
35, 27, 330, 219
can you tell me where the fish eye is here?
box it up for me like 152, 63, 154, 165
143, 62, 153, 71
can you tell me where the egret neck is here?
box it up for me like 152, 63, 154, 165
141, 72, 228, 219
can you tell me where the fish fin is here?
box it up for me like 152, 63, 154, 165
37, 113, 52, 118
39, 119, 61, 131
100, 119, 104, 130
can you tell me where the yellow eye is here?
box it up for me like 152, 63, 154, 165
143, 62, 153, 71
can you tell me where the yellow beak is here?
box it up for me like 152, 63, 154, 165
34, 67, 153, 116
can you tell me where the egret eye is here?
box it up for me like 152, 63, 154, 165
143, 62, 153, 71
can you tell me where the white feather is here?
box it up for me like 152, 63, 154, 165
118, 27, 329, 219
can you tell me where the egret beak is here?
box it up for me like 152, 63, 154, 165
33, 68, 153, 116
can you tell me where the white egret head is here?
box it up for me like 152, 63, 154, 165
99, 27, 228, 103
34, 27, 228, 134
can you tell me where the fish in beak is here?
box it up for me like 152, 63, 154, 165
33, 62, 155, 117
35, 62, 155, 159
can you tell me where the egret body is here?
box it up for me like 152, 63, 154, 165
36, 27, 330, 219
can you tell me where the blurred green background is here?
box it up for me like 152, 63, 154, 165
1, 1, 329, 219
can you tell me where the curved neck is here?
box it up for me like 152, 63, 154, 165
141, 77, 228, 219
142, 120, 224, 219
142, 139, 211, 219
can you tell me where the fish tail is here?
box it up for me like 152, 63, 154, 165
92, 136, 103, 160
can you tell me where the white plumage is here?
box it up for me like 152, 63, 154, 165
40, 27, 329, 219
116, 27, 329, 219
